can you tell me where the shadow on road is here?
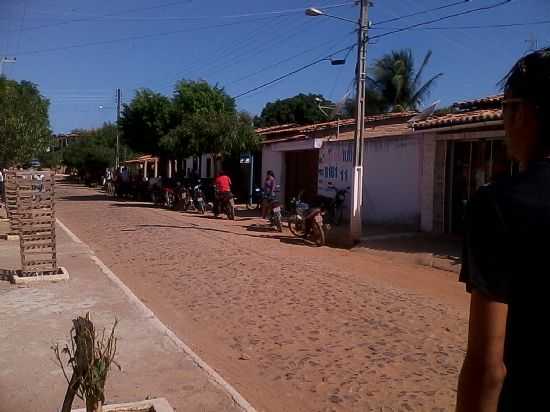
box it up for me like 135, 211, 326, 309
58, 194, 109, 202
135, 223, 295, 242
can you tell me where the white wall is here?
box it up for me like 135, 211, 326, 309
318, 135, 422, 226
364, 136, 421, 226
261, 145, 285, 203
420, 134, 436, 232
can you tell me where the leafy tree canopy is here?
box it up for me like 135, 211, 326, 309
256, 93, 335, 127
0, 76, 51, 167
119, 89, 173, 155
63, 123, 132, 181
173, 80, 236, 117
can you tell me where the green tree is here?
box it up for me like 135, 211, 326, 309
63, 123, 131, 183
371, 49, 443, 112
0, 76, 51, 167
173, 80, 235, 117
119, 89, 173, 155
256, 93, 335, 127
160, 80, 260, 164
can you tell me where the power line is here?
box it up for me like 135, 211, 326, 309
370, 0, 513, 41
371, 20, 550, 31
373, 0, 469, 26
11, 1, 355, 27
11, 17, 274, 56
233, 44, 356, 99
227, 34, 355, 87
2, 0, 194, 34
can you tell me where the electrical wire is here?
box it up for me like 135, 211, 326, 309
2, 0, 194, 34
372, 0, 470, 26
12, 1, 355, 26
370, 0, 513, 41
12, 17, 274, 56
203, 16, 329, 79
227, 34, 355, 87
233, 43, 356, 99
371, 20, 550, 31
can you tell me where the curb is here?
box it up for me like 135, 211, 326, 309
56, 218, 257, 412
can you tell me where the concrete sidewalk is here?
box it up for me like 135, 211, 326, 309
0, 222, 245, 412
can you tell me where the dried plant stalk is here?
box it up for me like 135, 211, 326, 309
53, 313, 120, 412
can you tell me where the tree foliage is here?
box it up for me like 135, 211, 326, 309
120, 80, 259, 162
119, 89, 173, 155
370, 49, 443, 112
256, 93, 335, 127
0, 76, 51, 167
159, 81, 259, 159
63, 123, 131, 182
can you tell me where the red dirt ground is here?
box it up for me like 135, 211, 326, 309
56, 182, 469, 412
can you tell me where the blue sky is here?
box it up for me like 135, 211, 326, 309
1, 0, 549, 133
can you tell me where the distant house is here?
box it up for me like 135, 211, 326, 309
258, 112, 415, 210
259, 94, 511, 234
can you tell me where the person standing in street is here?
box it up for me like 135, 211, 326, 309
261, 170, 276, 219
214, 170, 232, 217
456, 47, 550, 412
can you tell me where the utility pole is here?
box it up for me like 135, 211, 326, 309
116, 88, 121, 168
349, 0, 370, 242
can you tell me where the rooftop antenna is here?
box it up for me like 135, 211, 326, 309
408, 100, 440, 124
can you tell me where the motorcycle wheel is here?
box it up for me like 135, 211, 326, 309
288, 215, 306, 237
227, 205, 235, 220
246, 200, 255, 210
275, 213, 283, 232
166, 192, 176, 210
310, 221, 326, 247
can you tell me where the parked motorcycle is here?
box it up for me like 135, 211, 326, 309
265, 190, 282, 232
214, 189, 235, 220
323, 183, 349, 226
287, 194, 325, 246
192, 182, 206, 214
246, 186, 263, 210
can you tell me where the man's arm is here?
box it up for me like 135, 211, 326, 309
456, 291, 508, 412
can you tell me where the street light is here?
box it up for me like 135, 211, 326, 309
307, 1, 370, 243
305, 7, 362, 25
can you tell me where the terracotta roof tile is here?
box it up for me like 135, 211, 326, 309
412, 108, 502, 130
257, 112, 416, 136
454, 94, 503, 110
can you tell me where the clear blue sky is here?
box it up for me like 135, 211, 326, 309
1, 0, 549, 133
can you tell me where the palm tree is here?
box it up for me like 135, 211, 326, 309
370, 49, 443, 112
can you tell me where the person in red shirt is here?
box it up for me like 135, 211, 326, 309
214, 170, 233, 217
215, 170, 232, 193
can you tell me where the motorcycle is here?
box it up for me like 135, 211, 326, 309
246, 186, 263, 210
287, 193, 326, 246
214, 189, 236, 220
192, 182, 206, 214
265, 190, 282, 232
323, 183, 349, 226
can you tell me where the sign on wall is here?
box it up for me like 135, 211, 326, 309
318, 141, 353, 198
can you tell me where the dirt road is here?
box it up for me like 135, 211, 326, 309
56, 182, 469, 412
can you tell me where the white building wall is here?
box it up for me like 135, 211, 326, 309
261, 145, 285, 204
318, 135, 422, 226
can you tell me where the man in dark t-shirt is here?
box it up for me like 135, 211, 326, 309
456, 48, 550, 412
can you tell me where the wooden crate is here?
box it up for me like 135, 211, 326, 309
4, 171, 19, 232
14, 171, 57, 277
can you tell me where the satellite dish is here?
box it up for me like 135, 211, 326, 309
408, 100, 440, 123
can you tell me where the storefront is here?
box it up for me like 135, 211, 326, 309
415, 95, 509, 234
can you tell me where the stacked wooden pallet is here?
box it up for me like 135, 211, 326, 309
4, 170, 19, 233
14, 171, 57, 277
